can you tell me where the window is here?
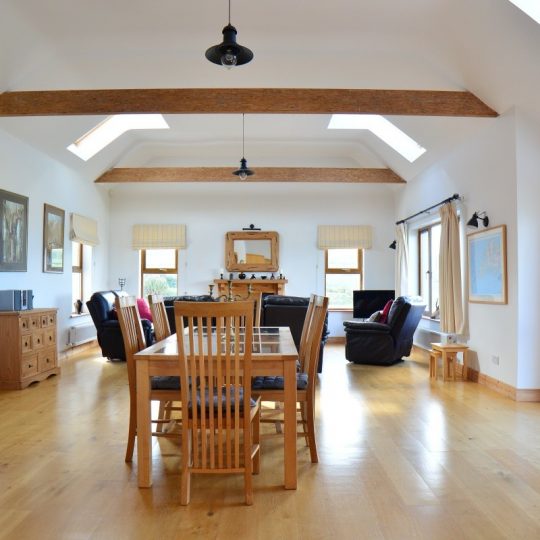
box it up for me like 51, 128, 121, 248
71, 241, 83, 313
141, 249, 178, 296
418, 223, 441, 317
325, 248, 363, 309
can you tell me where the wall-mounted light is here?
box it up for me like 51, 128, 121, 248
467, 211, 489, 228
389, 240, 397, 249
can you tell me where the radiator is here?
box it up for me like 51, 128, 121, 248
68, 323, 97, 346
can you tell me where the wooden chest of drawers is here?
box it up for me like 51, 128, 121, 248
0, 308, 60, 390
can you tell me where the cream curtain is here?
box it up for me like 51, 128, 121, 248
132, 224, 186, 249
317, 225, 372, 249
395, 223, 409, 296
70, 213, 99, 246
439, 203, 463, 333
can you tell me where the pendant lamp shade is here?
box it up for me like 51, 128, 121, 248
205, 1, 253, 68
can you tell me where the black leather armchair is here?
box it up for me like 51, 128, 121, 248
261, 295, 329, 372
343, 296, 425, 365
163, 295, 215, 333
86, 290, 153, 361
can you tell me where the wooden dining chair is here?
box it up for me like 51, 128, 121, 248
148, 294, 171, 342
252, 294, 328, 463
115, 296, 181, 462
174, 300, 261, 505
148, 294, 176, 432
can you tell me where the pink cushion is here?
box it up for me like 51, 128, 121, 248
137, 298, 153, 322
379, 300, 393, 324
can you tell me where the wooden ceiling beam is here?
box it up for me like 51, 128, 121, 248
0, 88, 497, 117
95, 167, 405, 184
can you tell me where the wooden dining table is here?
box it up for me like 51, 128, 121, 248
134, 326, 299, 489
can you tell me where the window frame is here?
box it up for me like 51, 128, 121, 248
72, 241, 83, 314
417, 221, 440, 318
140, 248, 179, 297
324, 248, 364, 311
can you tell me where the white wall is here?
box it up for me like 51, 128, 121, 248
396, 112, 519, 386
0, 129, 110, 349
515, 109, 540, 389
108, 183, 396, 337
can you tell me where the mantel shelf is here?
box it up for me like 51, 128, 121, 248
213, 279, 288, 297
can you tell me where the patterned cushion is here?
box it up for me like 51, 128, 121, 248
252, 372, 308, 391
189, 387, 257, 413
150, 376, 180, 390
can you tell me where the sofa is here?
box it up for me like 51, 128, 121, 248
163, 294, 215, 333
343, 296, 425, 365
86, 290, 153, 361
261, 295, 329, 372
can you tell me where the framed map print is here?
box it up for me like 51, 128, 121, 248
0, 189, 28, 272
43, 203, 65, 273
468, 225, 507, 304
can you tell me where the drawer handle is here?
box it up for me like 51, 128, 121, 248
28, 364, 32, 368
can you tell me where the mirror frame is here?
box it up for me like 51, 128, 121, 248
225, 231, 279, 272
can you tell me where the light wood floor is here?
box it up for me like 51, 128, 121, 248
2, 345, 540, 539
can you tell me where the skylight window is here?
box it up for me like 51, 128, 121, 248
67, 114, 169, 161
507, 0, 540, 25
328, 114, 426, 162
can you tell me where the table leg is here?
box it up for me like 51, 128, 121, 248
462, 350, 468, 381
442, 351, 448, 381
136, 360, 152, 488
283, 359, 297, 490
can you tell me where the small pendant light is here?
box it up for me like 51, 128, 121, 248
233, 114, 254, 179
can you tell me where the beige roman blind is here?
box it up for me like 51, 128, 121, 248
132, 224, 186, 249
70, 213, 99, 246
317, 225, 372, 249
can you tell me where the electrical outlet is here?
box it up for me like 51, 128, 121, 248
491, 355, 500, 366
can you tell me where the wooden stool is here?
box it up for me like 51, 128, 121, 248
431, 343, 469, 382
429, 349, 442, 380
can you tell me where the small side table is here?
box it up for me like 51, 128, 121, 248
431, 343, 469, 382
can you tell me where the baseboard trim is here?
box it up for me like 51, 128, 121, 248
60, 339, 99, 360
412, 345, 540, 402
327, 336, 346, 344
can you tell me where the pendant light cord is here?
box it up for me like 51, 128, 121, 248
242, 113, 245, 158
228, 0, 231, 24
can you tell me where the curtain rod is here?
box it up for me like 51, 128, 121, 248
396, 193, 461, 225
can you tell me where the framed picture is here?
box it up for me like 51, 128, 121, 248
43, 204, 65, 273
0, 189, 28, 272
468, 224, 507, 304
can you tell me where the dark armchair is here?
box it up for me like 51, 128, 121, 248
86, 290, 153, 361
343, 296, 425, 365
261, 295, 329, 372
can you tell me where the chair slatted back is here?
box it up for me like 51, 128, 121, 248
148, 294, 171, 342
298, 294, 316, 371
115, 296, 147, 404
175, 300, 254, 472
303, 295, 329, 387
251, 291, 262, 327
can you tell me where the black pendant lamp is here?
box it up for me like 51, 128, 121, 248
233, 114, 254, 180
205, 0, 253, 68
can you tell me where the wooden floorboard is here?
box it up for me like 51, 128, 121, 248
1, 345, 540, 539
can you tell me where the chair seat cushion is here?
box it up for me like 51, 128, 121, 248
189, 387, 257, 413
150, 376, 180, 390
252, 372, 308, 391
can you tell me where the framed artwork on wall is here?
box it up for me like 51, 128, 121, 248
0, 189, 28, 272
467, 224, 507, 304
43, 203, 65, 273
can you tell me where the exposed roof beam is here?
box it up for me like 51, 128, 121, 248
0, 89, 497, 117
95, 167, 405, 184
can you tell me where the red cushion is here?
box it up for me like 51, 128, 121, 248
379, 300, 393, 324
137, 298, 153, 322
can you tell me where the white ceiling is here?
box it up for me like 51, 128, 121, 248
1, 0, 539, 186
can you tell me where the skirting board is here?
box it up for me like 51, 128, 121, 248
60, 339, 98, 361
412, 345, 540, 402
327, 336, 346, 344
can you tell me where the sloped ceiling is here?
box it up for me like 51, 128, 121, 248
0, 0, 538, 187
